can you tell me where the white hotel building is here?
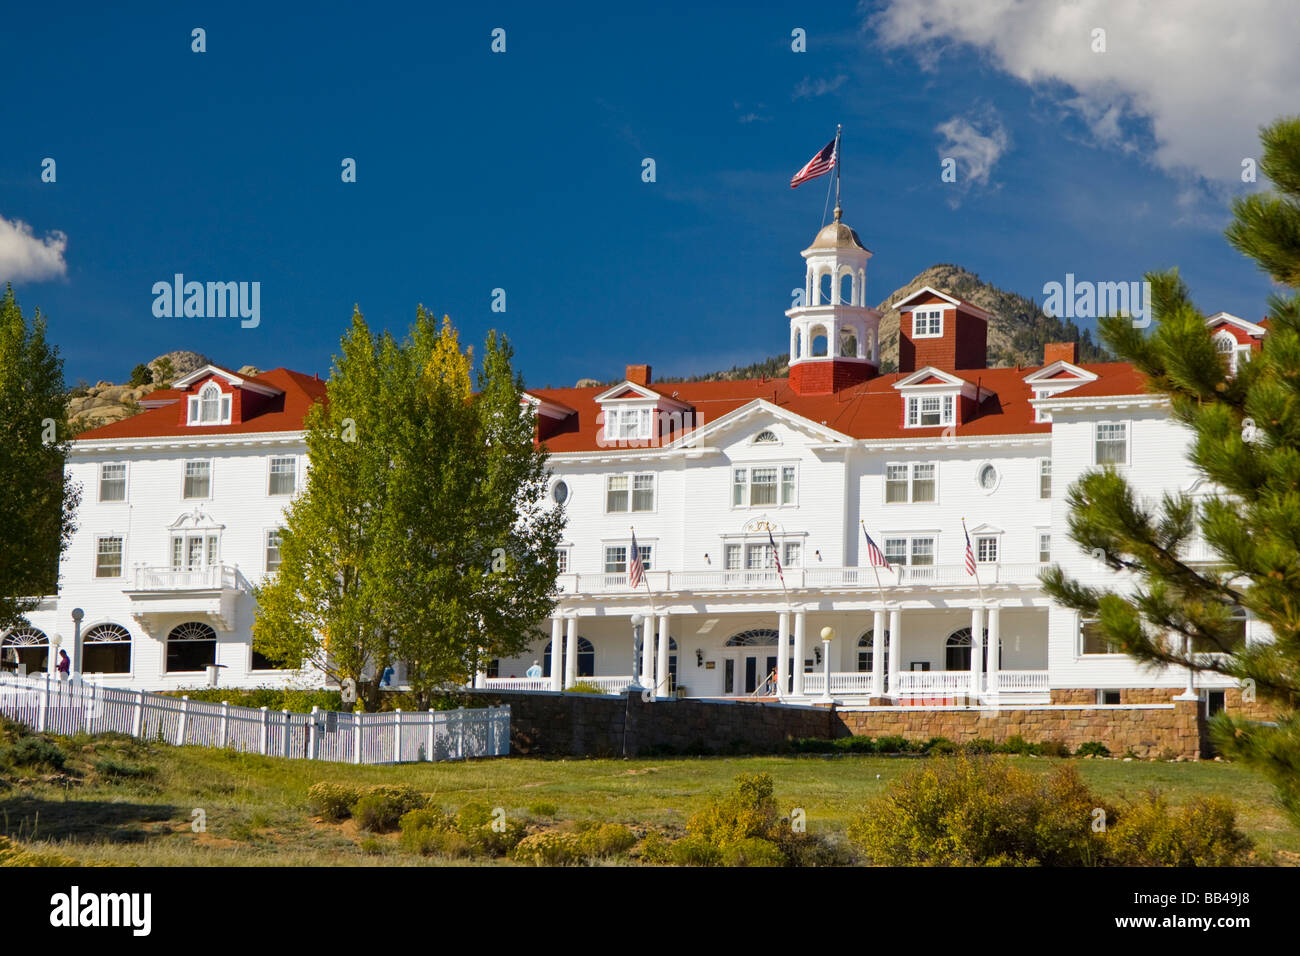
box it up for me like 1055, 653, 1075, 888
9, 210, 1263, 714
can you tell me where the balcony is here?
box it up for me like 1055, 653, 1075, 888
556, 563, 1047, 596
123, 564, 247, 631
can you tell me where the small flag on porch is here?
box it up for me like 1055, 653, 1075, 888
768, 530, 785, 585
790, 138, 837, 188
862, 527, 891, 571
628, 530, 646, 588
963, 522, 977, 576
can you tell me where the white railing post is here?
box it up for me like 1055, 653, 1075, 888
281, 709, 291, 758
132, 689, 145, 738
177, 695, 190, 746
37, 674, 49, 732
457, 706, 466, 760
219, 701, 229, 747
259, 706, 269, 755
393, 709, 403, 763
426, 709, 435, 761
353, 716, 362, 764
308, 706, 319, 760
487, 706, 495, 755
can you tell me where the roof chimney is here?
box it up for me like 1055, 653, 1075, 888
1043, 342, 1078, 366
625, 364, 652, 386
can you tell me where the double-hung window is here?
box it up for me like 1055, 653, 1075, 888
183, 460, 211, 499
99, 463, 127, 502
733, 465, 797, 506
265, 530, 283, 572
1095, 423, 1128, 465
95, 537, 123, 578
975, 536, 998, 563
268, 457, 297, 495
905, 395, 954, 427
884, 535, 935, 566
604, 543, 651, 574
885, 463, 936, 503
607, 474, 654, 512
1039, 459, 1052, 498
1038, 532, 1051, 563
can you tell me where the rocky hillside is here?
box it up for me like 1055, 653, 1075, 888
664, 264, 1110, 384
66, 351, 261, 433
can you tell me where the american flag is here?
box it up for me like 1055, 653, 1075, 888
790, 138, 837, 188
628, 530, 645, 588
768, 530, 785, 584
862, 526, 891, 571
963, 523, 977, 576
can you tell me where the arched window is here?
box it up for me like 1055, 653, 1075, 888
200, 383, 221, 422
857, 629, 890, 672
753, 430, 779, 444
725, 628, 791, 646
944, 627, 999, 671
1, 627, 49, 673
810, 329, 829, 357
1213, 331, 1240, 374
543, 636, 595, 677
818, 273, 832, 306
83, 623, 131, 674
793, 329, 803, 359
839, 327, 858, 358
839, 271, 854, 306
166, 621, 217, 673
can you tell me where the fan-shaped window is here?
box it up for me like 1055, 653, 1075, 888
1, 627, 49, 673
753, 430, 779, 444
83, 624, 131, 674
543, 636, 595, 677
725, 628, 791, 647
1213, 331, 1242, 375
857, 629, 890, 672
166, 621, 217, 673
945, 627, 999, 671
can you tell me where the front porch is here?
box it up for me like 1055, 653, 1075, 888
480, 600, 1052, 707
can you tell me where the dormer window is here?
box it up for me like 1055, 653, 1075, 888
905, 394, 954, 427
188, 382, 232, 425
912, 309, 943, 338
605, 407, 654, 440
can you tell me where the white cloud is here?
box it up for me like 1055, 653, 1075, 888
793, 74, 848, 99
937, 109, 1010, 189
869, 0, 1300, 184
0, 214, 68, 283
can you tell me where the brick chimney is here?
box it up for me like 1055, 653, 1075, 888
1043, 342, 1078, 366
625, 364, 652, 386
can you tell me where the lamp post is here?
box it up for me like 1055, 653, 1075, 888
627, 614, 645, 692
71, 608, 84, 676
819, 626, 835, 703
50, 633, 63, 677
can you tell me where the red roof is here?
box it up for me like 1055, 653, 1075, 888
74, 368, 328, 441
528, 362, 1153, 452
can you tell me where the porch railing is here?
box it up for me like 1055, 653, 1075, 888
131, 564, 240, 591
479, 675, 635, 694
993, 670, 1050, 694
894, 672, 972, 697
800, 671, 877, 695
556, 563, 1047, 595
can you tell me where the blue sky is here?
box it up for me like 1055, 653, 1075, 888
1, 1, 1292, 388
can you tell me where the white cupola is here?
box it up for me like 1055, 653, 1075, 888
784, 204, 881, 395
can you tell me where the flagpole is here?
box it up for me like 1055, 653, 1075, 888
860, 521, 889, 610
834, 124, 843, 215
962, 517, 986, 605
630, 526, 658, 692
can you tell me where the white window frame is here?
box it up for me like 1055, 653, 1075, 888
187, 382, 233, 426
98, 462, 128, 503
1039, 458, 1052, 499
904, 393, 956, 428
882, 534, 937, 566
603, 541, 653, 574
1078, 614, 1121, 656
183, 459, 212, 500
911, 308, 944, 338
732, 463, 798, 508
602, 405, 656, 442
605, 473, 656, 513
975, 462, 1001, 494
556, 547, 570, 574
94, 535, 124, 579
265, 528, 283, 573
268, 456, 298, 496
974, 535, 999, 564
1037, 530, 1051, 564
884, 462, 939, 504
1094, 421, 1129, 466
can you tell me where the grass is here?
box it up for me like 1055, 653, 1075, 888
2, 723, 1297, 865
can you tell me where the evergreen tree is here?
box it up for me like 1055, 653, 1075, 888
1042, 116, 1300, 823
0, 285, 80, 631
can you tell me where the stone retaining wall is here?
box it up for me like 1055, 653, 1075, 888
463, 689, 1204, 759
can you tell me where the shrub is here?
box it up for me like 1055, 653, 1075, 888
514, 832, 583, 866
92, 757, 156, 780
922, 737, 958, 755
399, 807, 451, 834
686, 773, 778, 847
1107, 792, 1252, 866
962, 737, 997, 755
564, 682, 606, 694
1001, 735, 1039, 756
1038, 738, 1071, 758
358, 836, 386, 856
575, 823, 637, 858
350, 785, 427, 833
1076, 741, 1111, 758
848, 755, 1112, 866
308, 782, 361, 821
400, 822, 471, 858
3, 735, 67, 771
721, 837, 787, 867
637, 830, 673, 864
667, 835, 723, 866
873, 735, 912, 754
528, 802, 558, 818
0, 836, 81, 867
454, 802, 525, 856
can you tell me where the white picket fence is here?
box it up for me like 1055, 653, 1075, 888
0, 671, 509, 764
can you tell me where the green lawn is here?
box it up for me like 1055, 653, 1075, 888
2, 730, 1297, 865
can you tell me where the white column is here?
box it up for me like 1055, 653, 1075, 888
887, 607, 902, 698
564, 617, 578, 687
656, 613, 670, 697
777, 611, 791, 697
969, 605, 985, 701
986, 605, 1001, 697
641, 614, 656, 692
871, 608, 886, 698
550, 618, 564, 691
792, 610, 807, 696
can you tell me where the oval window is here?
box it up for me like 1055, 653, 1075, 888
552, 480, 570, 505
978, 464, 998, 490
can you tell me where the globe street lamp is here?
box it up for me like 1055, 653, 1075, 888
627, 614, 645, 692
820, 626, 835, 703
